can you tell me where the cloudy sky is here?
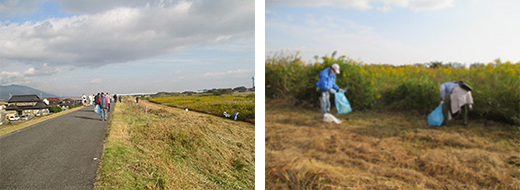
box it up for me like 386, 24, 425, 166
266, 0, 520, 65
0, 0, 254, 96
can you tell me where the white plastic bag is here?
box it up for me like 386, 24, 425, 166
324, 113, 342, 124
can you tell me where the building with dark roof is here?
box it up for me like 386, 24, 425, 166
6, 95, 50, 117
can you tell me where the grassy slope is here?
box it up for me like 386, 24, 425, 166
95, 98, 255, 189
265, 99, 520, 190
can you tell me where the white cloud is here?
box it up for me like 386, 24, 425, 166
37, 63, 62, 75
0, 63, 62, 85
203, 69, 253, 78
24, 67, 36, 75
408, 0, 454, 11
0, 71, 30, 85
266, 16, 427, 64
0, 0, 254, 68
377, 6, 393, 12
266, 0, 373, 10
266, 0, 454, 11
21, 64, 61, 76
90, 78, 102, 84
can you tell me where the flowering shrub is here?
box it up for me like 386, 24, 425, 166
148, 94, 255, 122
266, 52, 520, 124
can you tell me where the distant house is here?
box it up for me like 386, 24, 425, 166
46, 97, 63, 105
6, 95, 50, 117
71, 97, 83, 105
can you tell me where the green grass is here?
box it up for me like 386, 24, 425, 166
95, 98, 255, 189
148, 93, 255, 123
266, 52, 520, 124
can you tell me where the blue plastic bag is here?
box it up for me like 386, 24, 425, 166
335, 91, 352, 115
428, 104, 444, 126
96, 105, 101, 116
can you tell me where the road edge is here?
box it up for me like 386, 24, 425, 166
0, 106, 86, 138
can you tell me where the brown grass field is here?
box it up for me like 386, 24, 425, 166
96, 98, 254, 189
265, 99, 520, 190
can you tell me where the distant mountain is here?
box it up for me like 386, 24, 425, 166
0, 84, 57, 101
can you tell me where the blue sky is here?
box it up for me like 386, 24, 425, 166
0, 0, 254, 96
266, 0, 520, 65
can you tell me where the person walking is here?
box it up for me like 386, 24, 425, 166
316, 63, 343, 117
94, 93, 100, 106
98, 93, 110, 121
89, 94, 94, 105
440, 81, 473, 126
81, 94, 87, 106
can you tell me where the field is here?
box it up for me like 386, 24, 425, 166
266, 52, 520, 189
95, 97, 255, 189
148, 93, 255, 123
265, 100, 520, 189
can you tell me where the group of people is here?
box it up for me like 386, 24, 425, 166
91, 92, 120, 121
316, 64, 473, 126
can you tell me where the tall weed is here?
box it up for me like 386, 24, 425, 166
266, 52, 520, 124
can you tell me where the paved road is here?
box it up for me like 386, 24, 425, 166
0, 106, 111, 190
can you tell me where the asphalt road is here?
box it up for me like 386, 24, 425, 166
0, 105, 111, 190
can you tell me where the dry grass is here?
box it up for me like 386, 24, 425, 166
266, 99, 520, 190
0, 106, 83, 137
95, 98, 255, 189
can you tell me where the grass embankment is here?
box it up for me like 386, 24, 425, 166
0, 106, 83, 137
95, 98, 255, 189
148, 93, 255, 123
265, 100, 520, 189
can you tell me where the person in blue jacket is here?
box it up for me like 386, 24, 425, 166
316, 63, 342, 116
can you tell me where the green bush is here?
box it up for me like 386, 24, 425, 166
266, 52, 520, 124
49, 105, 62, 113
382, 79, 438, 114
266, 52, 377, 110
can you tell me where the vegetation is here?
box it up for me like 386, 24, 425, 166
265, 100, 520, 189
266, 51, 520, 189
148, 93, 255, 123
266, 52, 520, 124
49, 105, 62, 113
96, 98, 255, 189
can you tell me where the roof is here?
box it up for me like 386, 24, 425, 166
8, 95, 41, 103
46, 97, 62, 104
6, 101, 50, 111
63, 98, 75, 102
34, 101, 50, 109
